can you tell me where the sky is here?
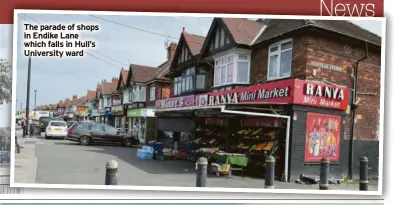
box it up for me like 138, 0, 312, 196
0, 14, 383, 110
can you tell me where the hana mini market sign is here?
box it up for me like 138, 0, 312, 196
196, 79, 349, 111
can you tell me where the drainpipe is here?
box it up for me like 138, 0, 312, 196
348, 42, 368, 179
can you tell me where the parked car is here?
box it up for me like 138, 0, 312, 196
67, 121, 78, 128
67, 122, 140, 147
38, 116, 52, 132
45, 120, 68, 139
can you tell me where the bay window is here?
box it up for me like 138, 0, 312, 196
172, 67, 207, 96
213, 51, 250, 87
267, 39, 293, 80
150, 86, 156, 101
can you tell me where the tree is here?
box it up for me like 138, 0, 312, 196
0, 59, 12, 104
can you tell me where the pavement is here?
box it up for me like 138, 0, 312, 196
14, 130, 379, 190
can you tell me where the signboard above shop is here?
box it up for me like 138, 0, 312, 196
155, 95, 195, 110
195, 79, 349, 111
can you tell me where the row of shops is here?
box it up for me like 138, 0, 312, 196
153, 78, 350, 181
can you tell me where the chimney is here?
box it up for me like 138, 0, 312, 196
73, 95, 78, 101
167, 42, 177, 61
112, 77, 118, 83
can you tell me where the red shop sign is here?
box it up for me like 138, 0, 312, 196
196, 79, 295, 106
293, 79, 349, 110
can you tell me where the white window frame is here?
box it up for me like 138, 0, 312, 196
213, 49, 251, 88
267, 38, 293, 81
150, 86, 156, 101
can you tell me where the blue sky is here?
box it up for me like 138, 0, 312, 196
0, 14, 383, 109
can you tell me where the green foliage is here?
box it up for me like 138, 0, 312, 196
0, 59, 12, 104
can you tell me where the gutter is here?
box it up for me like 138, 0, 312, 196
348, 41, 368, 180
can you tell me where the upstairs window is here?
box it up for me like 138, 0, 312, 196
267, 39, 293, 80
173, 77, 182, 96
213, 52, 250, 87
150, 86, 156, 101
172, 67, 207, 96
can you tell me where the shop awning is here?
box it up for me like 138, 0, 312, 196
157, 118, 195, 133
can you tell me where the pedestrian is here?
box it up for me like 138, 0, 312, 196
20, 118, 26, 138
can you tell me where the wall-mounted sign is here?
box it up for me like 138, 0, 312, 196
111, 105, 124, 115
155, 95, 195, 110
112, 99, 122, 106
197, 79, 349, 111
293, 80, 349, 110
310, 61, 343, 72
76, 106, 88, 113
127, 108, 142, 117
197, 79, 294, 107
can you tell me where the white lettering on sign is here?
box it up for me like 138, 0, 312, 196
160, 99, 183, 109
207, 87, 290, 106
305, 83, 345, 100
310, 61, 343, 72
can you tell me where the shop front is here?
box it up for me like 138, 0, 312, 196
154, 79, 349, 182
97, 108, 106, 123
75, 106, 88, 121
127, 105, 156, 144
194, 79, 349, 181
88, 109, 100, 122
112, 104, 125, 130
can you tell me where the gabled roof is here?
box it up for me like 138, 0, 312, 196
76, 96, 88, 106
87, 90, 96, 101
116, 69, 129, 90
101, 81, 118, 95
253, 19, 381, 46
199, 18, 263, 58
183, 31, 206, 56
126, 64, 158, 84
222, 18, 263, 45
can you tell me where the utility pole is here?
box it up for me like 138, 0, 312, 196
25, 57, 31, 136
34, 90, 37, 110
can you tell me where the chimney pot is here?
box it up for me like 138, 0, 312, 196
167, 42, 177, 61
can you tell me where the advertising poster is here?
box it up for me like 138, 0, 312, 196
305, 112, 341, 162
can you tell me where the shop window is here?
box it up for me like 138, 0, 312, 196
267, 39, 293, 81
213, 52, 250, 87
150, 86, 156, 101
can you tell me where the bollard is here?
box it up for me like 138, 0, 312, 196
265, 155, 275, 189
196, 157, 208, 187
359, 156, 369, 191
319, 158, 330, 190
105, 160, 118, 185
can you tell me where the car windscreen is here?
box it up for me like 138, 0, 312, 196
50, 121, 67, 127
39, 117, 51, 123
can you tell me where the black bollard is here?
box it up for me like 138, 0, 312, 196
105, 160, 118, 185
319, 158, 330, 190
359, 156, 369, 191
196, 157, 208, 187
265, 155, 275, 189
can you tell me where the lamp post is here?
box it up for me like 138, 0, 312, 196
34, 90, 37, 110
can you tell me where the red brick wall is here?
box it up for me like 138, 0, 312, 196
305, 30, 381, 141
146, 82, 171, 106
251, 33, 308, 84
251, 29, 381, 141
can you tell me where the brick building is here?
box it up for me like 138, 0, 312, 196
154, 18, 381, 181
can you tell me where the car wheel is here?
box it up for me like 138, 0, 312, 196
45, 134, 50, 139
123, 138, 132, 147
80, 136, 90, 146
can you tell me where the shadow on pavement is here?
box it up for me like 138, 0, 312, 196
88, 145, 196, 175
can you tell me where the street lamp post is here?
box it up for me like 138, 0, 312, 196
34, 90, 37, 110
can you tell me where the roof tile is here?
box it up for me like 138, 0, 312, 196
222, 18, 263, 45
